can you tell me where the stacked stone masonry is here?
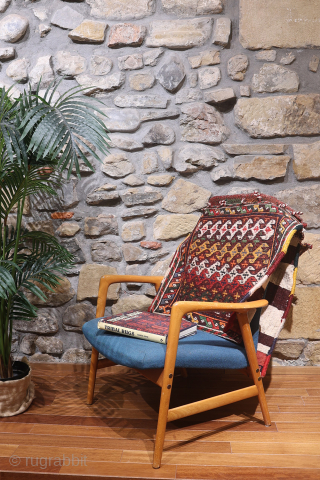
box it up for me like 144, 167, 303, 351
2, 0, 320, 366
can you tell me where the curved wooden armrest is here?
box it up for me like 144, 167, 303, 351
96, 274, 164, 317
171, 299, 268, 318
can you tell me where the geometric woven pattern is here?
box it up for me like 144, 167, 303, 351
150, 192, 307, 375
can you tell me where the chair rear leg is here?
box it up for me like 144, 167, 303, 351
87, 347, 99, 405
237, 312, 271, 427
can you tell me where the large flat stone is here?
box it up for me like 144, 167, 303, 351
233, 155, 290, 180
120, 187, 163, 206
91, 240, 122, 262
296, 233, 320, 286
114, 94, 168, 109
27, 277, 75, 307
77, 264, 119, 301
101, 152, 135, 178
14, 309, 59, 335
100, 108, 141, 132
54, 51, 86, 79
146, 18, 212, 49
293, 141, 320, 180
90, 53, 112, 75
86, 0, 156, 20
122, 244, 147, 262
112, 294, 152, 315
76, 73, 125, 95
69, 20, 108, 43
121, 220, 145, 242
118, 53, 143, 70
108, 23, 146, 47
154, 214, 199, 240
175, 143, 225, 172
63, 303, 96, 332
129, 72, 155, 91
51, 6, 84, 30
161, 0, 223, 16
240, 0, 320, 49
235, 95, 320, 138
223, 144, 287, 155
180, 102, 229, 144
84, 214, 118, 237
273, 340, 305, 360
109, 134, 143, 151
251, 63, 299, 93
142, 124, 175, 146
277, 185, 320, 228
280, 286, 320, 340
188, 49, 220, 69
162, 179, 211, 213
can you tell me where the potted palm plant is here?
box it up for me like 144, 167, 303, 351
0, 82, 109, 416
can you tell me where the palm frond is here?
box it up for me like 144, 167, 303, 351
17, 84, 110, 177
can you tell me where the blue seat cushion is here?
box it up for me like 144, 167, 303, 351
82, 318, 258, 370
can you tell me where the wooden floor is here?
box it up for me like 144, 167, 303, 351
0, 364, 320, 480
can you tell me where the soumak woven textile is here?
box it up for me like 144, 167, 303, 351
149, 192, 306, 376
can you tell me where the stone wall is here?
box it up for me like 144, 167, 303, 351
3, 0, 320, 367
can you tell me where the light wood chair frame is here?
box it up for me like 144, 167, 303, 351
87, 274, 271, 469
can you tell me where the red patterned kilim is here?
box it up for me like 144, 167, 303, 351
149, 192, 308, 375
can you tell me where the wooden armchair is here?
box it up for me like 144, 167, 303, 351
83, 193, 305, 468
85, 274, 269, 468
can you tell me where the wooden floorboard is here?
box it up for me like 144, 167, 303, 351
0, 365, 319, 478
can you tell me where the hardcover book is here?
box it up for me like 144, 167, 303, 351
97, 310, 197, 344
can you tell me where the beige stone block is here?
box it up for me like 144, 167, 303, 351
212, 17, 231, 47
277, 185, 320, 229
147, 175, 174, 186
161, 0, 223, 16
280, 286, 320, 340
297, 233, 320, 285
56, 222, 80, 237
304, 342, 320, 365
188, 49, 220, 69
154, 214, 199, 240
233, 155, 290, 180
240, 0, 320, 49
162, 179, 211, 214
121, 221, 145, 242
86, 0, 156, 20
223, 144, 286, 155
273, 340, 306, 360
309, 55, 320, 73
77, 264, 119, 301
112, 294, 152, 315
235, 95, 320, 138
293, 141, 320, 180
146, 18, 212, 49
69, 20, 108, 43
251, 63, 299, 94
27, 277, 75, 307
108, 23, 146, 47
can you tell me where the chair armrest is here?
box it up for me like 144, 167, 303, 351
96, 275, 164, 317
171, 299, 268, 317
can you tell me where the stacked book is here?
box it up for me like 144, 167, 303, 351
98, 310, 197, 344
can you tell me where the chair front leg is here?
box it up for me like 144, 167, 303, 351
153, 305, 183, 469
237, 312, 271, 426
87, 347, 99, 405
